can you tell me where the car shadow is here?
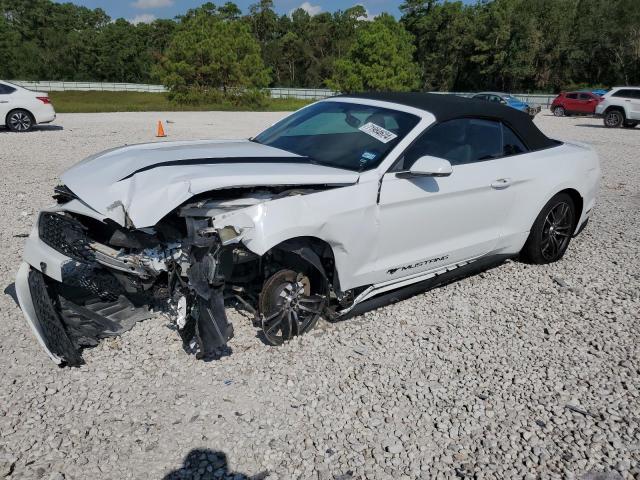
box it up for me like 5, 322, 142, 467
576, 124, 639, 131
163, 448, 269, 480
0, 125, 64, 133
4, 283, 19, 306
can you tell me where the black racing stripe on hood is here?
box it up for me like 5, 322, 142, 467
118, 156, 312, 182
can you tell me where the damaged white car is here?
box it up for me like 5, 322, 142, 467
16, 93, 601, 366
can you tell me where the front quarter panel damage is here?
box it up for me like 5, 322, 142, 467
17, 179, 375, 365
224, 181, 380, 291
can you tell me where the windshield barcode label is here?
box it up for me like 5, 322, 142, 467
359, 122, 397, 144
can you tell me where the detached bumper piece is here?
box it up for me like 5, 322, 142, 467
194, 289, 234, 359
26, 268, 153, 366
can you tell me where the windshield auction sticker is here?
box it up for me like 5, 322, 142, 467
359, 122, 398, 144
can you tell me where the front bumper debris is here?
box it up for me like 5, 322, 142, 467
17, 207, 235, 366
16, 263, 155, 366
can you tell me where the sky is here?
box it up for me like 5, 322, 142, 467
64, 0, 413, 24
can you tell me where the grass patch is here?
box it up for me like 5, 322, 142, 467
49, 91, 314, 113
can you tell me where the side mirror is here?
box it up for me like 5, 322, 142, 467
398, 155, 453, 178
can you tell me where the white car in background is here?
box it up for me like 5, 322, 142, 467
15, 93, 601, 366
0, 81, 56, 132
595, 86, 640, 128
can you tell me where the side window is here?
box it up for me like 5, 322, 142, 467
579, 93, 592, 100
612, 89, 635, 99
566, 93, 579, 100
0, 83, 16, 95
502, 124, 528, 156
468, 119, 503, 160
401, 118, 504, 168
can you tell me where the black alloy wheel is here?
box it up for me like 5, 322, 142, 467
521, 193, 576, 264
539, 201, 574, 262
260, 269, 326, 346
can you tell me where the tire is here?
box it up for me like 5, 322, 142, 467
259, 269, 327, 346
623, 121, 638, 128
521, 193, 576, 265
553, 106, 565, 117
604, 109, 624, 128
6, 109, 35, 132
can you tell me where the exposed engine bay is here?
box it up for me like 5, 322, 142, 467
29, 185, 337, 366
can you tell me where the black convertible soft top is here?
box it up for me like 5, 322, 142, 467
340, 92, 558, 151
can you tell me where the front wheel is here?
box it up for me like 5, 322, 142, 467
553, 106, 565, 117
604, 110, 624, 128
521, 193, 576, 264
6, 109, 35, 132
259, 269, 327, 346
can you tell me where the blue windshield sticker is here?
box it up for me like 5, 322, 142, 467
362, 151, 377, 161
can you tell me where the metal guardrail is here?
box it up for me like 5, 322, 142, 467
10, 81, 338, 99
9, 81, 557, 106
11, 80, 167, 93
268, 87, 335, 99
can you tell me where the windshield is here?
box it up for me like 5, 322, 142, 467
253, 101, 420, 171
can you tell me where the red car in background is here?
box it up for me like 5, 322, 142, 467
551, 91, 602, 116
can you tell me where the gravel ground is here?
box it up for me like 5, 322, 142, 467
0, 111, 638, 480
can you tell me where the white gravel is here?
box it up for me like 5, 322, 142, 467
0, 111, 638, 480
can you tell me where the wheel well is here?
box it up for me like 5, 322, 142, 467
604, 106, 625, 117
265, 236, 339, 290
558, 188, 583, 228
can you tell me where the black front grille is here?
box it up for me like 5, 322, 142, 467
39, 212, 95, 262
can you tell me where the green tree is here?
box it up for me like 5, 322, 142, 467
402, 0, 476, 91
158, 7, 271, 98
328, 14, 420, 92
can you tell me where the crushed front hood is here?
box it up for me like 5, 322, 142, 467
61, 139, 360, 227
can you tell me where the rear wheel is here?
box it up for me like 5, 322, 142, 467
6, 109, 35, 132
521, 193, 576, 264
259, 269, 327, 346
553, 106, 565, 117
604, 110, 624, 128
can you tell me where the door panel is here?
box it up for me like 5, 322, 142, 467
0, 92, 11, 125
564, 94, 580, 113
374, 159, 515, 283
577, 93, 595, 113
629, 91, 640, 120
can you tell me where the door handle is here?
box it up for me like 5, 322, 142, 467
0, 101, 8, 104
491, 178, 512, 189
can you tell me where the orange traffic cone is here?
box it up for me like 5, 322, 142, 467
156, 120, 167, 138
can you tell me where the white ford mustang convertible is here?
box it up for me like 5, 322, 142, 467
16, 93, 601, 365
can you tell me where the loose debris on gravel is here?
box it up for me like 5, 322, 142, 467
0, 112, 638, 479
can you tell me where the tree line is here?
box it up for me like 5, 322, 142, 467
1, 0, 639, 98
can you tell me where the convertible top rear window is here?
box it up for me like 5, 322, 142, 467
253, 102, 420, 172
